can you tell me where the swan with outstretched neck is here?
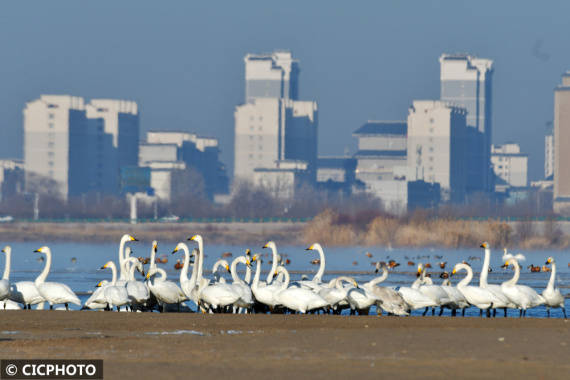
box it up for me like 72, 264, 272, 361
228, 254, 254, 312
34, 246, 81, 310
172, 243, 199, 304
261, 241, 281, 286
452, 263, 503, 317
542, 257, 566, 318
5, 246, 44, 309
124, 257, 149, 310
368, 262, 409, 316
188, 235, 209, 307
0, 246, 12, 301
501, 253, 545, 317
479, 243, 513, 316
289, 243, 326, 291
118, 234, 138, 283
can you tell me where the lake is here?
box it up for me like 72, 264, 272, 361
2, 241, 568, 318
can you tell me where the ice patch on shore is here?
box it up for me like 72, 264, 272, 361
145, 330, 205, 336
1, 331, 19, 335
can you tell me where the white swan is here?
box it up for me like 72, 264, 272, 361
438, 274, 469, 316
452, 263, 503, 316
0, 246, 12, 301
398, 266, 438, 311
417, 264, 452, 315
228, 255, 254, 311
146, 267, 186, 312
83, 280, 109, 310
479, 242, 515, 316
318, 276, 356, 313
100, 261, 129, 311
369, 263, 409, 316
124, 257, 149, 310
34, 246, 81, 310
188, 235, 209, 307
172, 243, 199, 304
542, 257, 566, 318
118, 234, 138, 283
8, 248, 45, 309
251, 255, 286, 310
501, 253, 545, 317
261, 241, 281, 286
289, 243, 326, 291
211, 259, 230, 284
273, 266, 329, 313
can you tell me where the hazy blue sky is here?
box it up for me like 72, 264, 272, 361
1, 1, 569, 180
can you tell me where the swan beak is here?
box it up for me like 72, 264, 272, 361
451, 269, 456, 276
146, 272, 151, 279
305, 244, 314, 251
33, 248, 42, 253
0, 248, 4, 253
480, 243, 485, 248
130, 236, 138, 242
188, 235, 197, 241
225, 265, 230, 273
546, 258, 552, 264
262, 243, 268, 249
172, 247, 179, 254
374, 268, 379, 273
96, 281, 102, 288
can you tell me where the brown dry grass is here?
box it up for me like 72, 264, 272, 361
303, 210, 569, 249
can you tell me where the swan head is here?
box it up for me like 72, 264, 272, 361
1, 246, 10, 254
305, 243, 321, 251
145, 268, 159, 279
100, 261, 114, 270
188, 235, 203, 244
152, 241, 158, 252
122, 234, 138, 242
34, 246, 50, 254
263, 241, 276, 250
416, 264, 423, 277
545, 257, 554, 265
172, 242, 188, 254
252, 254, 261, 263
480, 242, 489, 249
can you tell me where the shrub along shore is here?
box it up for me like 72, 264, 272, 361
0, 210, 568, 249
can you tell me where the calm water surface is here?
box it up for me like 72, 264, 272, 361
4, 241, 569, 318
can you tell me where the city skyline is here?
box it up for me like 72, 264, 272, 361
1, 1, 570, 181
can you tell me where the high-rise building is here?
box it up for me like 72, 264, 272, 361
139, 131, 229, 200
245, 51, 299, 102
24, 95, 139, 200
440, 54, 493, 195
234, 51, 318, 191
407, 100, 467, 203
554, 72, 570, 213
491, 143, 528, 188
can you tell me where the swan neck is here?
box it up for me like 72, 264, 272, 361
188, 250, 198, 286
313, 246, 325, 282
180, 245, 190, 283
368, 268, 388, 287
2, 249, 10, 280
244, 262, 252, 284
196, 239, 204, 284
457, 265, 472, 288
35, 249, 51, 285
252, 259, 261, 290
230, 258, 242, 283
547, 262, 556, 290
505, 260, 520, 286
266, 245, 278, 284
110, 262, 117, 285
127, 258, 138, 281
279, 268, 290, 290
119, 237, 128, 279
480, 248, 490, 286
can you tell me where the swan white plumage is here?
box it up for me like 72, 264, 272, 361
479, 243, 515, 316
100, 261, 129, 311
228, 255, 254, 311
501, 253, 544, 317
417, 264, 452, 314
0, 246, 12, 302
438, 275, 469, 316
261, 241, 281, 286
34, 246, 81, 310
146, 267, 186, 312
452, 263, 504, 316
83, 280, 109, 310
289, 243, 326, 291
172, 243, 199, 304
273, 266, 329, 313
124, 257, 149, 310
318, 276, 356, 312
542, 257, 566, 318
188, 235, 209, 308
251, 255, 290, 309
398, 266, 438, 311
118, 234, 138, 283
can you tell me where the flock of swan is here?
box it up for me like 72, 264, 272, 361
0, 236, 566, 318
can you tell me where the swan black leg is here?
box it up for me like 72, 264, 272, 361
462, 308, 465, 317
503, 307, 507, 318
562, 308, 567, 319
50, 305, 53, 310
493, 309, 497, 317
431, 308, 435, 316
486, 308, 491, 318
547, 307, 550, 318
423, 307, 428, 316
439, 307, 444, 316
519, 309, 523, 318
479, 309, 483, 317
65, 303, 69, 311
451, 309, 456, 317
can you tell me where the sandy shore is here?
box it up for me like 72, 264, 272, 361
0, 312, 568, 379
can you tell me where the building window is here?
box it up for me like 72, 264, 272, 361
429, 128, 434, 133
48, 123, 54, 129
248, 154, 253, 159
48, 151, 54, 158
48, 161, 54, 167
48, 142, 54, 148
249, 136, 254, 140
430, 118, 434, 123
48, 113, 54, 120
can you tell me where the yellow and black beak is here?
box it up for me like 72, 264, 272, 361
100, 264, 108, 269
172, 247, 179, 254
96, 281, 103, 288
305, 244, 314, 251
262, 243, 268, 249
188, 235, 197, 241
130, 235, 138, 242
480, 243, 487, 248
33, 248, 41, 253
225, 264, 230, 273
451, 269, 456, 276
